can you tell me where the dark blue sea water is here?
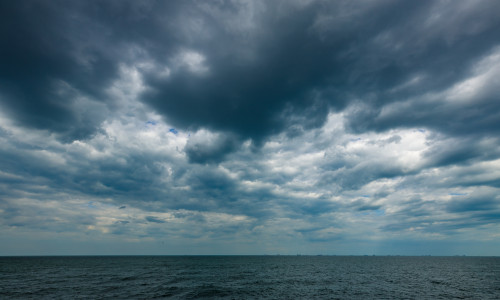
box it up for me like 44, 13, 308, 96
1, 256, 499, 299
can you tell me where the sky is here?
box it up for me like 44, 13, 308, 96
1, 0, 500, 256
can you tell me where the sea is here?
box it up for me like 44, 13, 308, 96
1, 256, 499, 299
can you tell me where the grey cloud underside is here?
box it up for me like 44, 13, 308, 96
2, 0, 500, 150
0, 1, 118, 141
142, 0, 500, 146
1, 0, 500, 254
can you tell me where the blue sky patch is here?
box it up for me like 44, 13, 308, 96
169, 128, 178, 135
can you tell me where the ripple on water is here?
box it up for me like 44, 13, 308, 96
1, 256, 499, 299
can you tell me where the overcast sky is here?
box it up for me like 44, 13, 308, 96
1, 0, 500, 255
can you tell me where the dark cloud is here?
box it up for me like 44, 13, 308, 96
319, 161, 409, 191
291, 199, 340, 217
2, 0, 500, 146
347, 85, 500, 138
447, 193, 500, 213
0, 1, 120, 141
423, 136, 500, 168
1, 0, 500, 255
145, 216, 166, 224
184, 132, 241, 164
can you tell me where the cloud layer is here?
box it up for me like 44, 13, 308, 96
1, 0, 500, 255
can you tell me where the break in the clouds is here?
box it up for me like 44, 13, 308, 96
1, 0, 500, 255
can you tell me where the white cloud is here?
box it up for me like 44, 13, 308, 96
174, 50, 209, 74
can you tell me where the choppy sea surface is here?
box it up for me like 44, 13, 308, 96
1, 256, 499, 299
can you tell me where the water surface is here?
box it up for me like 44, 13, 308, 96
1, 256, 499, 299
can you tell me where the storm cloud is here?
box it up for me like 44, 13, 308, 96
1, 0, 500, 255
